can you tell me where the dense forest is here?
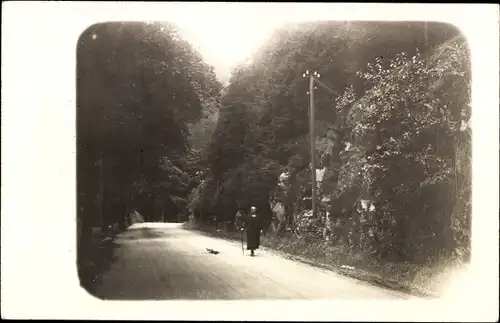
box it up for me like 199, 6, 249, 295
191, 21, 471, 265
77, 21, 471, 274
77, 22, 222, 258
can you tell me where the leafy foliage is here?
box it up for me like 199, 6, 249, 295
192, 21, 470, 267
77, 22, 222, 243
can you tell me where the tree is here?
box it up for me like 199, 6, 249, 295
193, 21, 463, 239
325, 35, 471, 263
77, 21, 222, 246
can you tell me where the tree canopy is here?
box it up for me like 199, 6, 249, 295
77, 21, 222, 240
77, 20, 471, 270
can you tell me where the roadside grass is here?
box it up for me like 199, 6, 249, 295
183, 221, 444, 298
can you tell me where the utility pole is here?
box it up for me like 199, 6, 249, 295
303, 70, 339, 218
309, 72, 317, 218
303, 70, 318, 217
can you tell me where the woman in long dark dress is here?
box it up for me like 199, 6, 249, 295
241, 206, 262, 256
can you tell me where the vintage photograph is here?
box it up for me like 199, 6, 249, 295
76, 19, 471, 300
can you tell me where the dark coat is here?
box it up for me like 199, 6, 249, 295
245, 213, 261, 250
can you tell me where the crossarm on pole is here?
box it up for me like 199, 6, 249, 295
314, 78, 341, 96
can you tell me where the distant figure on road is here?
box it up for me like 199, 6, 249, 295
241, 206, 262, 257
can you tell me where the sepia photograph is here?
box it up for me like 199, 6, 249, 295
77, 19, 472, 300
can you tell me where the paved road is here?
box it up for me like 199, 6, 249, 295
92, 223, 414, 300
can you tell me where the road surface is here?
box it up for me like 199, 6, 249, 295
92, 223, 414, 300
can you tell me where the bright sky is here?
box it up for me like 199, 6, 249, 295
171, 5, 284, 84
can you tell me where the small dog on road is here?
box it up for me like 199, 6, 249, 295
206, 248, 220, 255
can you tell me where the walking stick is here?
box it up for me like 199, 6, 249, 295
240, 228, 244, 255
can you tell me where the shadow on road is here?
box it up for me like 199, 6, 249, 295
121, 227, 169, 241
78, 237, 121, 296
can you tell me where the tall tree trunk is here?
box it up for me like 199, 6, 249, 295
99, 157, 104, 230
151, 189, 156, 222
